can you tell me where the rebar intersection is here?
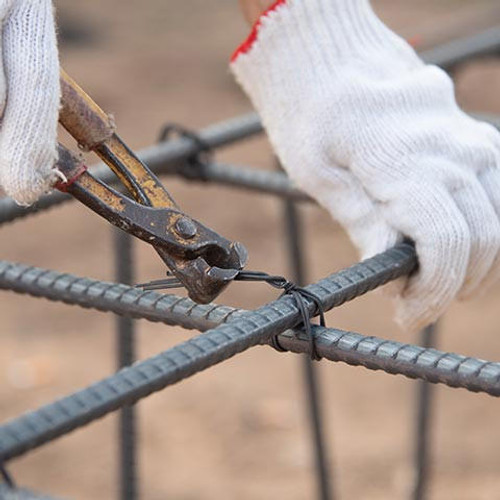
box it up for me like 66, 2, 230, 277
0, 25, 499, 500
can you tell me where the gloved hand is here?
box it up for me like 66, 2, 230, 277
231, 0, 500, 333
0, 0, 60, 206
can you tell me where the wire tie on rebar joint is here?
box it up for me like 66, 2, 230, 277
158, 123, 213, 181
136, 269, 325, 360
0, 462, 15, 489
234, 271, 325, 361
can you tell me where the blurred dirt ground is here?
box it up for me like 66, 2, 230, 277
1, 1, 500, 499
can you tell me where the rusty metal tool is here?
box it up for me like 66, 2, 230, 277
55, 70, 247, 304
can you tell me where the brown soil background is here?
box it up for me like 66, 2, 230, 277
1, 1, 500, 498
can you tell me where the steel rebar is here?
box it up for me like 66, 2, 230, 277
1, 290, 500, 464
114, 230, 138, 500
421, 25, 500, 69
411, 324, 438, 500
0, 485, 62, 500
0, 243, 417, 462
0, 113, 264, 225
278, 327, 500, 395
282, 176, 334, 500
0, 260, 241, 332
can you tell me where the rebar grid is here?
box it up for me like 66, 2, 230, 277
0, 243, 417, 462
0, 240, 499, 466
0, 253, 498, 400
0, 25, 499, 500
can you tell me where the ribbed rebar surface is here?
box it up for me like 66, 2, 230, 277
0, 243, 416, 462
0, 485, 62, 499
0, 260, 241, 332
114, 230, 138, 500
0, 241, 499, 466
279, 327, 500, 396
0, 245, 498, 395
0, 25, 498, 500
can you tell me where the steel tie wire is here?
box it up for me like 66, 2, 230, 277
0, 243, 416, 461
1, 243, 500, 464
0, 305, 499, 463
0, 23, 498, 500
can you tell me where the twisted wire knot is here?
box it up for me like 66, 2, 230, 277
235, 271, 325, 360
158, 123, 213, 181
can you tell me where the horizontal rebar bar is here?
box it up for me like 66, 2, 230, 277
0, 260, 241, 332
0, 113, 264, 225
278, 327, 500, 396
1, 254, 499, 398
0, 484, 62, 500
3, 110, 498, 223
421, 25, 500, 68
177, 163, 309, 201
1, 246, 499, 380
0, 243, 416, 462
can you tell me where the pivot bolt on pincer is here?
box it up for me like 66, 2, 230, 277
175, 217, 198, 239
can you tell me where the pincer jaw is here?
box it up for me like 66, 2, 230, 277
157, 240, 248, 304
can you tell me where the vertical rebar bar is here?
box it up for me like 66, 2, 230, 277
0, 463, 14, 488
411, 323, 437, 500
114, 229, 138, 500
281, 172, 334, 500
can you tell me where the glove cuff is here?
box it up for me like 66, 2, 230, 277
231, 0, 421, 111
231, 0, 287, 63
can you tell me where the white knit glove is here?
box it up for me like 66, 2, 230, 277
0, 0, 60, 206
231, 0, 500, 333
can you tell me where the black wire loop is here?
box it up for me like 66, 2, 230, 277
235, 271, 325, 361
0, 463, 14, 489
136, 268, 325, 360
158, 123, 213, 181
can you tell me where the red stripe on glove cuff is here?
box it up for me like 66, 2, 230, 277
231, 0, 288, 62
